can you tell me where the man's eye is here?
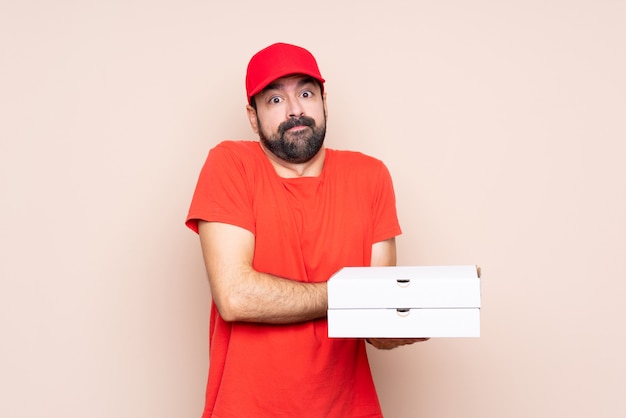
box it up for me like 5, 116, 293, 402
301, 90, 313, 98
269, 96, 282, 104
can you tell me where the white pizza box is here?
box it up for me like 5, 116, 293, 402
327, 265, 481, 338
328, 265, 481, 309
327, 308, 480, 338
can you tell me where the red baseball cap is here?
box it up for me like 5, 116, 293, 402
245, 43, 325, 104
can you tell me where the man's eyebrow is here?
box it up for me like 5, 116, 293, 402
262, 81, 283, 93
261, 77, 317, 95
296, 76, 317, 88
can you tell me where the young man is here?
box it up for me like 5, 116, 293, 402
186, 42, 424, 418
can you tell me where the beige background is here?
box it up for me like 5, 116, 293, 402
1, 1, 625, 417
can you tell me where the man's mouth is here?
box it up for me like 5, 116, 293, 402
287, 125, 309, 132
279, 117, 315, 135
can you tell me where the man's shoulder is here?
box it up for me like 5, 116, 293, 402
208, 140, 264, 163
326, 148, 386, 170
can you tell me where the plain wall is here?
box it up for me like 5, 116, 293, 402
1, 1, 625, 417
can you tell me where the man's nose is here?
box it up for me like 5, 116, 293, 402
286, 96, 304, 118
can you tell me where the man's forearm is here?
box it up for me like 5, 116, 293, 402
212, 267, 328, 323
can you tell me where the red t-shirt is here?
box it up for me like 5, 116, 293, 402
186, 141, 402, 418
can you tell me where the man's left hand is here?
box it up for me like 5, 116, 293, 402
366, 338, 430, 350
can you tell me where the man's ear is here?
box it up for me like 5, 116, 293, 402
246, 105, 259, 134
323, 92, 328, 120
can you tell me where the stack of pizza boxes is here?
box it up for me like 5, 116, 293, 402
327, 265, 481, 338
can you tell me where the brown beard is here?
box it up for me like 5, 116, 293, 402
258, 115, 326, 164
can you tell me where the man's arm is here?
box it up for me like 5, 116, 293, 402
370, 237, 397, 267
198, 220, 327, 323
367, 237, 430, 349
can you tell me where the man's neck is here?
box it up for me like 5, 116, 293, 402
261, 144, 326, 178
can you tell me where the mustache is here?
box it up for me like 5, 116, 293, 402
278, 116, 315, 134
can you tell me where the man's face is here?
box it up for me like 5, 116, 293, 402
248, 75, 327, 164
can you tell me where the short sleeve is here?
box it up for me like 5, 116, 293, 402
185, 142, 256, 234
